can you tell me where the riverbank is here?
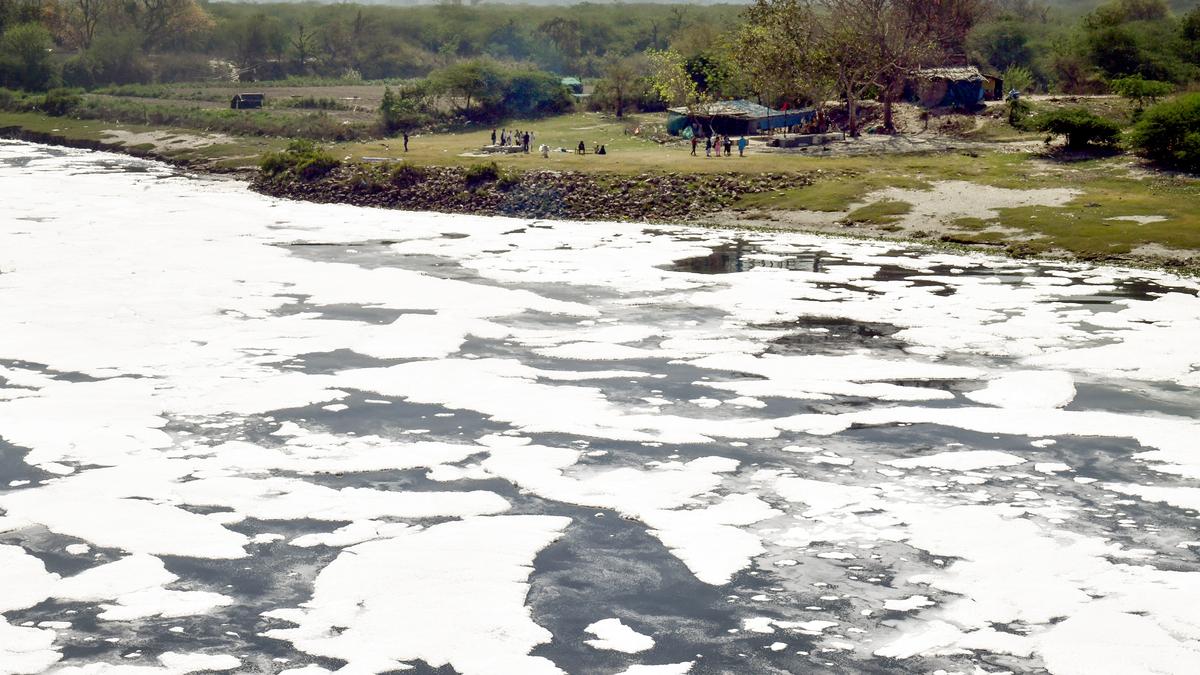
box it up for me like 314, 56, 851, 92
3, 111, 1198, 275
252, 162, 809, 223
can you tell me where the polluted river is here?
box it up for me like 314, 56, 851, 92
1, 141, 1199, 675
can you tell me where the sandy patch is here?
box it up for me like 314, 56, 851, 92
860, 181, 1080, 231
1106, 215, 1168, 225
1128, 243, 1197, 261
100, 129, 231, 151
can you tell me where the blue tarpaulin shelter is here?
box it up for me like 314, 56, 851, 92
667, 100, 815, 137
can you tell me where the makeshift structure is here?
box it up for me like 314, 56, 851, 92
230, 93, 265, 110
667, 100, 815, 137
906, 67, 986, 108
561, 77, 584, 97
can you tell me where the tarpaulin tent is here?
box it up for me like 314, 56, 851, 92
667, 100, 816, 137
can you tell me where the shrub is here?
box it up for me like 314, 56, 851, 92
495, 172, 521, 191
1033, 107, 1123, 149
1128, 93, 1200, 171
499, 69, 574, 118
389, 163, 427, 188
380, 84, 432, 134
40, 88, 81, 116
0, 87, 18, 111
259, 140, 340, 180
463, 161, 501, 189
1110, 75, 1174, 112
293, 97, 342, 110
1007, 97, 1035, 129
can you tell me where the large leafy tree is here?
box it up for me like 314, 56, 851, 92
0, 21, 55, 90
429, 58, 505, 112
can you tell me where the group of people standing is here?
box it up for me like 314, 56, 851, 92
492, 128, 533, 153
691, 134, 748, 158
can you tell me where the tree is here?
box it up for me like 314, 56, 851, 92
538, 17, 581, 68
866, 0, 990, 131
231, 13, 284, 78
381, 84, 431, 134
1128, 93, 1200, 171
429, 58, 505, 112
69, 0, 112, 49
733, 0, 834, 112
1092, 0, 1169, 27
1004, 65, 1035, 93
0, 22, 56, 90
970, 20, 1035, 73
646, 47, 707, 113
501, 69, 573, 118
289, 22, 316, 75
1184, 7, 1200, 65
598, 55, 645, 118
124, 0, 210, 52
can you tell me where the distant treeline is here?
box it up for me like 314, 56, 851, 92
0, 0, 743, 88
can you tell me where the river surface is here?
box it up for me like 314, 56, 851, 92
1, 141, 1200, 675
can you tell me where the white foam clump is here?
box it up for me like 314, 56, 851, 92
884, 450, 1026, 472
583, 618, 654, 653
884, 595, 935, 612
614, 663, 694, 675
965, 371, 1076, 408
265, 515, 570, 675
872, 502, 1200, 672
1035, 462, 1071, 474
50, 652, 240, 674
1103, 484, 1200, 512
0, 617, 59, 675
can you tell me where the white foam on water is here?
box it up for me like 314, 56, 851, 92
263, 515, 570, 674
965, 371, 1076, 409
583, 618, 654, 653
3, 142, 1200, 674
0, 617, 59, 674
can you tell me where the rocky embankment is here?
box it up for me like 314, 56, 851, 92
251, 163, 812, 222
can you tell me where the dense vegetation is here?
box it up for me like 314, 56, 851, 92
1129, 92, 1200, 169
0, 0, 1197, 168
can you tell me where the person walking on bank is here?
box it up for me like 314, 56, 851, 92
704, 136, 712, 157
403, 132, 409, 152
691, 136, 698, 156
523, 131, 530, 153
737, 136, 748, 157
713, 135, 720, 157
491, 129, 497, 145
577, 140, 586, 155
723, 136, 733, 157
